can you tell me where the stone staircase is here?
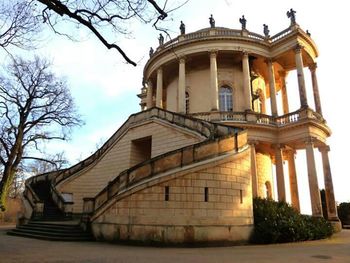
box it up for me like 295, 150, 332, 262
7, 178, 94, 241
7, 221, 93, 241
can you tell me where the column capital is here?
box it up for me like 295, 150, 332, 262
285, 148, 297, 156
264, 58, 275, 65
157, 67, 163, 74
242, 51, 250, 57
178, 56, 186, 63
319, 145, 330, 153
248, 139, 259, 146
272, 143, 285, 150
305, 136, 316, 145
209, 50, 218, 57
309, 62, 317, 72
294, 43, 304, 53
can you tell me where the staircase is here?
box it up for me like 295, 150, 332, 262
7, 221, 93, 241
7, 179, 94, 241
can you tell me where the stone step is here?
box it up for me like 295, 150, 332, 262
9, 228, 92, 238
17, 225, 84, 234
7, 230, 93, 241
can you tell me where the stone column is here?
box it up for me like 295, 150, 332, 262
242, 52, 252, 111
156, 68, 163, 108
273, 144, 286, 202
146, 81, 153, 109
294, 44, 308, 108
178, 57, 186, 113
249, 141, 258, 198
309, 63, 323, 115
305, 137, 323, 217
279, 70, 290, 114
209, 51, 219, 111
286, 150, 300, 212
266, 59, 278, 116
319, 146, 339, 220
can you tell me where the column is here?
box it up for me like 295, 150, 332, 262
249, 141, 258, 197
146, 81, 153, 109
279, 70, 290, 114
266, 59, 278, 116
209, 51, 219, 111
156, 68, 163, 108
294, 44, 308, 108
319, 146, 339, 220
309, 63, 323, 115
178, 57, 186, 113
273, 144, 286, 202
242, 52, 252, 111
287, 150, 300, 212
305, 137, 323, 217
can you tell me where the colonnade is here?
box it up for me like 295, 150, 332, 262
249, 140, 339, 221
145, 44, 323, 117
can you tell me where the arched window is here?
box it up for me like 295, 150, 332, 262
265, 181, 272, 199
219, 86, 233, 111
185, 92, 189, 114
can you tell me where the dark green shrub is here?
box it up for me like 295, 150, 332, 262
337, 202, 350, 226
251, 197, 333, 244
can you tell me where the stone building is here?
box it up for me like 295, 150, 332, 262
18, 12, 341, 244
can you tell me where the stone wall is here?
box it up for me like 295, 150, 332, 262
256, 152, 274, 198
58, 120, 203, 213
91, 149, 253, 244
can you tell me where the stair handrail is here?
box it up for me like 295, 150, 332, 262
22, 182, 44, 218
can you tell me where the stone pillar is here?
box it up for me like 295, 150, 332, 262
156, 68, 163, 108
319, 146, 339, 220
273, 144, 286, 202
266, 59, 278, 116
146, 81, 153, 109
242, 52, 252, 111
279, 70, 290, 114
178, 57, 186, 113
294, 44, 308, 108
309, 63, 323, 115
249, 141, 258, 198
286, 150, 300, 212
209, 51, 219, 111
305, 137, 323, 217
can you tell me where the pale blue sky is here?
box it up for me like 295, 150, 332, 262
2, 0, 349, 213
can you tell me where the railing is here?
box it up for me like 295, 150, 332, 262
50, 183, 73, 218
89, 130, 247, 216
191, 108, 325, 127
270, 27, 293, 43
23, 183, 44, 218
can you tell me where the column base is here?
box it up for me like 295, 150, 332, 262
329, 219, 342, 233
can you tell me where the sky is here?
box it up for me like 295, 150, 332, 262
3, 0, 349, 213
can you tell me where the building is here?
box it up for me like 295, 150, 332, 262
19, 11, 341, 244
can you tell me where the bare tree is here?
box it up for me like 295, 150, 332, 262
0, 0, 42, 53
0, 56, 82, 211
36, 0, 188, 66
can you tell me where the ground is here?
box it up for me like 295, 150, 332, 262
0, 225, 349, 263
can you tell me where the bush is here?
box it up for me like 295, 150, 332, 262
337, 202, 350, 226
251, 197, 333, 244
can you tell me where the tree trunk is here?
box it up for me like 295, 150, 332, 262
0, 168, 16, 211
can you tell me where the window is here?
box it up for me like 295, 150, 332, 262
165, 186, 170, 201
185, 92, 190, 114
219, 86, 233, 111
240, 189, 243, 204
204, 187, 209, 202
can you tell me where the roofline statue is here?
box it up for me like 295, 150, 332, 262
209, 14, 215, 28
239, 15, 247, 30
287, 8, 297, 25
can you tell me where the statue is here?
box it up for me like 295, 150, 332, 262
149, 47, 154, 57
263, 24, 270, 38
306, 30, 311, 36
287, 8, 296, 25
158, 33, 164, 46
209, 14, 215, 28
180, 21, 185, 35
239, 15, 247, 30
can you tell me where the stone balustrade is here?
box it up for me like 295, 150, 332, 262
90, 130, 247, 214
191, 107, 325, 127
